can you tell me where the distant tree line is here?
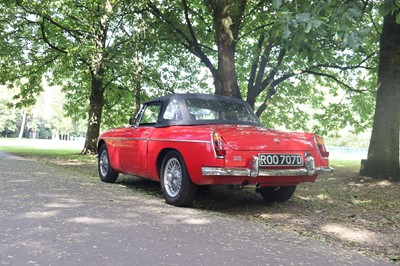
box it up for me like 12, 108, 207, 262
0, 86, 86, 140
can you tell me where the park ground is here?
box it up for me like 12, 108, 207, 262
0, 138, 399, 264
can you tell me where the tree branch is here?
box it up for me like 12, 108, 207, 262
182, 0, 199, 46
42, 14, 83, 42
182, 0, 218, 74
308, 52, 376, 71
39, 19, 67, 54
254, 53, 375, 117
8, 55, 59, 81
183, 3, 214, 34
304, 70, 372, 93
247, 34, 265, 94
241, 0, 269, 23
147, 2, 217, 77
16, 1, 84, 43
260, 47, 286, 90
237, 23, 274, 41
143, 75, 167, 92
255, 36, 273, 91
231, 0, 247, 41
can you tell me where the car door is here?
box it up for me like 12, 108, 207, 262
119, 103, 160, 175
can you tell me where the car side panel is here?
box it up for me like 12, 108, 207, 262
119, 126, 155, 175
100, 128, 131, 173
143, 127, 217, 183
146, 139, 221, 183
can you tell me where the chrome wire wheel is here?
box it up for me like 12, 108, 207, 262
163, 158, 182, 197
160, 150, 198, 206
99, 149, 109, 177
97, 144, 118, 183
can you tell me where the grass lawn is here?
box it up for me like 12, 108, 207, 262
0, 137, 91, 155
0, 146, 81, 157
0, 139, 399, 264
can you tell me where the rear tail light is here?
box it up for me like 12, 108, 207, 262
212, 131, 226, 158
315, 135, 329, 158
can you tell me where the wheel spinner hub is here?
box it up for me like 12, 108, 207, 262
100, 150, 109, 176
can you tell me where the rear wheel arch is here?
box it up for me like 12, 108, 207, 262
156, 147, 201, 185
97, 139, 106, 154
156, 148, 178, 179
160, 149, 198, 206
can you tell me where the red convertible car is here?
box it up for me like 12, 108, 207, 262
98, 93, 333, 206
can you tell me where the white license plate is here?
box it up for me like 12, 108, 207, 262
259, 154, 303, 166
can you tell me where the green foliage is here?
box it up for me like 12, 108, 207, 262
0, 0, 389, 140
0, 0, 209, 136
233, 0, 379, 134
379, 0, 400, 16
0, 97, 17, 136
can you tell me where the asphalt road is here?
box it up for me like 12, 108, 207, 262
0, 151, 393, 266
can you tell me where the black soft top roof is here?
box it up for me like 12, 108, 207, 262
140, 93, 262, 127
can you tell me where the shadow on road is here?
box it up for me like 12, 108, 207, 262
117, 174, 273, 213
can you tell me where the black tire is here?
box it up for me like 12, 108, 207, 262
98, 144, 119, 183
160, 150, 198, 207
258, 185, 296, 202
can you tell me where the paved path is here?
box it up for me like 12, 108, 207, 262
0, 151, 393, 266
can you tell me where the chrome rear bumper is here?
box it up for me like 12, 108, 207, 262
201, 155, 334, 177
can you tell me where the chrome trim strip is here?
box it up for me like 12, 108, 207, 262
102, 137, 209, 143
150, 138, 209, 144
201, 166, 333, 177
103, 137, 147, 141
202, 167, 310, 177
201, 155, 334, 177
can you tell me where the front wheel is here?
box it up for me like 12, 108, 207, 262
98, 144, 119, 183
160, 150, 198, 207
258, 185, 296, 202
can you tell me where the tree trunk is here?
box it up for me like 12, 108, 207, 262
209, 0, 243, 99
134, 38, 146, 117
134, 75, 141, 117
81, 1, 111, 154
52, 129, 59, 140
215, 28, 240, 98
82, 77, 105, 155
134, 64, 142, 117
360, 13, 400, 180
18, 110, 27, 139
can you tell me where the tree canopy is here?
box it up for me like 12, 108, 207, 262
147, 0, 379, 136
0, 0, 394, 165
0, 0, 207, 153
